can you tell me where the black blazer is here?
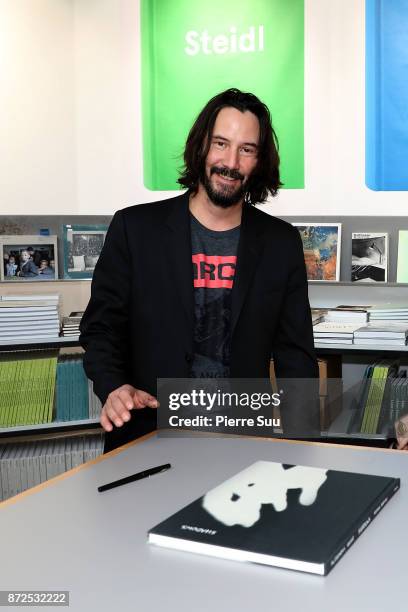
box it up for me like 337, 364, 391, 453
80, 192, 319, 444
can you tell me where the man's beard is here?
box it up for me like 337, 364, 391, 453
202, 166, 247, 208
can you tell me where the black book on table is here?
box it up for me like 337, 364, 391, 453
148, 461, 399, 576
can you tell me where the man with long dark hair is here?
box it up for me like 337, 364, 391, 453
80, 88, 319, 452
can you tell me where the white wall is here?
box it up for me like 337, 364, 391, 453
73, 0, 143, 214
1, 0, 407, 216
0, 0, 76, 215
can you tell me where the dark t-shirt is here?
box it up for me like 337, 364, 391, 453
190, 214, 240, 378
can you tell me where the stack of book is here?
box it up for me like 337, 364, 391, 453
313, 322, 363, 345
388, 373, 408, 428
324, 305, 369, 324
55, 355, 99, 422
368, 304, 408, 322
0, 352, 102, 429
311, 308, 328, 325
353, 360, 400, 435
88, 381, 103, 419
0, 294, 60, 342
354, 323, 408, 346
0, 352, 58, 427
0, 434, 104, 501
61, 311, 83, 337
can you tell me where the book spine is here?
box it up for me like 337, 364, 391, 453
26, 443, 34, 490
361, 364, 382, 433
15, 445, 25, 496
55, 361, 62, 422
0, 447, 11, 500
48, 356, 58, 423
370, 366, 387, 433
377, 375, 393, 434
325, 478, 400, 575
80, 359, 88, 420
32, 444, 41, 487
65, 438, 72, 471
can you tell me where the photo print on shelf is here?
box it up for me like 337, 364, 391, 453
351, 232, 388, 283
63, 225, 108, 280
292, 223, 341, 281
0, 235, 58, 281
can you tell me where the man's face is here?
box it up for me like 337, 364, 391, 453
202, 106, 259, 208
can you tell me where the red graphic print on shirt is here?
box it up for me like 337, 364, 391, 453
192, 254, 237, 289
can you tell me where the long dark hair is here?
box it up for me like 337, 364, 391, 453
177, 88, 282, 204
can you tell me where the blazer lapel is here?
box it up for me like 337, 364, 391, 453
163, 192, 194, 332
230, 205, 264, 337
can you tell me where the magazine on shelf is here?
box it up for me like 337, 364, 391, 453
368, 304, 408, 314
354, 324, 408, 339
325, 309, 368, 323
0, 294, 59, 302
314, 338, 353, 345
354, 338, 407, 346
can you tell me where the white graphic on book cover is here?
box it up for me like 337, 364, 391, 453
202, 462, 328, 527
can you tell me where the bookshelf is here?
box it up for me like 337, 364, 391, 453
0, 256, 94, 438
316, 344, 408, 446
304, 255, 408, 446
0, 336, 101, 436
0, 320, 104, 501
1, 214, 408, 500
0, 333, 104, 502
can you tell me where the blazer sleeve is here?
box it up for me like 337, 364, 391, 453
79, 210, 131, 405
272, 227, 320, 436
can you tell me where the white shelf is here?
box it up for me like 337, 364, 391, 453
0, 418, 101, 435
315, 342, 408, 352
0, 335, 80, 347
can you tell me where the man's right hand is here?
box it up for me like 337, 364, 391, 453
100, 384, 159, 432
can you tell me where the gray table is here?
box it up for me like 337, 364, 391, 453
1, 434, 407, 612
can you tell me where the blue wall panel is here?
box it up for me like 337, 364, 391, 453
366, 0, 408, 191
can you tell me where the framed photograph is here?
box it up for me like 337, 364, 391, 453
292, 223, 341, 281
0, 235, 58, 281
351, 232, 388, 282
63, 225, 108, 279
